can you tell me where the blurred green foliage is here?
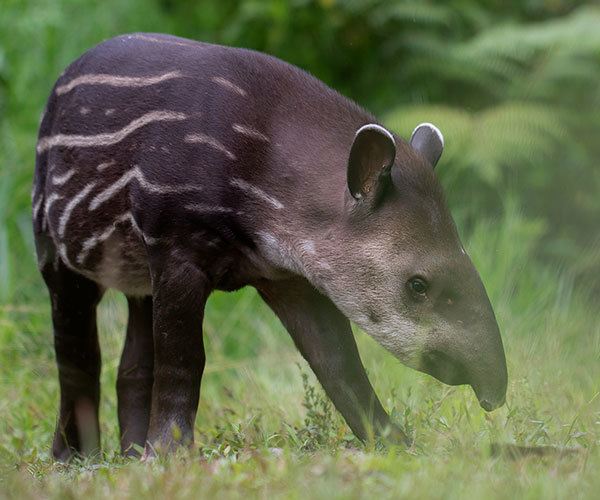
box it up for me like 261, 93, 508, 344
0, 0, 598, 302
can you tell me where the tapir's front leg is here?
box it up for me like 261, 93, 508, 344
258, 278, 409, 446
144, 250, 210, 455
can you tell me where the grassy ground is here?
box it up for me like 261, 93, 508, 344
0, 206, 598, 499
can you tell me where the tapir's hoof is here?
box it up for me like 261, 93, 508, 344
140, 446, 157, 463
52, 435, 80, 463
52, 445, 75, 463
386, 425, 413, 448
141, 434, 193, 460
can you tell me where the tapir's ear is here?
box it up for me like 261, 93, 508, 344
410, 123, 444, 168
347, 124, 396, 200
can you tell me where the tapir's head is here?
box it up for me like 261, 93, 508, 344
323, 122, 507, 411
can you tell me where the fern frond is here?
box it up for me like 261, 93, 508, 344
371, 2, 454, 29
385, 102, 567, 185
403, 6, 600, 103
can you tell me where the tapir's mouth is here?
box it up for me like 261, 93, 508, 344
420, 349, 469, 386
419, 349, 507, 412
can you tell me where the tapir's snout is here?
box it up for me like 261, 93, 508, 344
469, 328, 508, 412
467, 314, 508, 412
419, 310, 508, 412
478, 395, 505, 412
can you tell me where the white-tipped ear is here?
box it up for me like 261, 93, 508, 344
347, 123, 396, 200
410, 122, 444, 168
356, 123, 396, 143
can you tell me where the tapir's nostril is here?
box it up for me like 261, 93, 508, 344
479, 399, 494, 412
479, 396, 505, 412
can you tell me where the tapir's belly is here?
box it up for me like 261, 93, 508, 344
49, 202, 153, 296
74, 228, 152, 296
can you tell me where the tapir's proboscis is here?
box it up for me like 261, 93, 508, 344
32, 33, 508, 460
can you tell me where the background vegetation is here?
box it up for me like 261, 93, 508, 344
0, 0, 598, 498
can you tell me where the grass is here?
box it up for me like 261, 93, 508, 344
0, 206, 598, 499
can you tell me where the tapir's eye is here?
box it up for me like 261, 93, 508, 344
408, 277, 429, 297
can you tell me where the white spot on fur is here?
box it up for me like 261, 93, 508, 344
97, 160, 116, 172
88, 166, 203, 210
232, 124, 270, 143
58, 182, 96, 237
80, 107, 90, 115
211, 76, 247, 97
55, 71, 184, 95
299, 240, 316, 254
184, 133, 237, 160
256, 231, 300, 274
255, 231, 328, 279
37, 111, 188, 153
257, 232, 280, 256
105, 109, 115, 116
230, 178, 283, 210
52, 169, 75, 186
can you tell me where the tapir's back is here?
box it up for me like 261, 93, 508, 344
32, 33, 370, 295
34, 33, 298, 212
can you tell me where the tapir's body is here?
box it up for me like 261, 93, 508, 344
33, 33, 507, 460
34, 33, 363, 294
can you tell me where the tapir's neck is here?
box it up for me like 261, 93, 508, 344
245, 78, 375, 288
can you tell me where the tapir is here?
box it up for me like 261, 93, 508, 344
32, 33, 507, 460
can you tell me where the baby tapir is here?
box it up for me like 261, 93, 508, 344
32, 33, 507, 460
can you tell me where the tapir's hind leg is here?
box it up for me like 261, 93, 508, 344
143, 250, 210, 455
117, 296, 154, 456
39, 250, 104, 461
258, 278, 410, 446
